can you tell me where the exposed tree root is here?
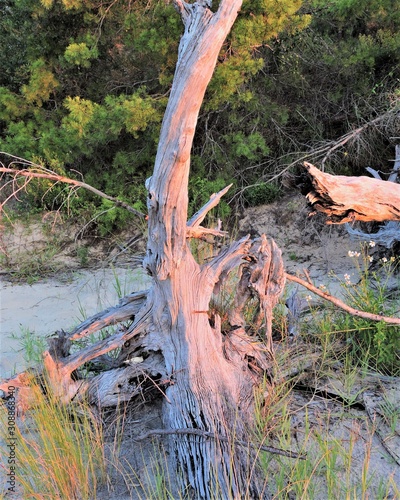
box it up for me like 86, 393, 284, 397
135, 427, 306, 460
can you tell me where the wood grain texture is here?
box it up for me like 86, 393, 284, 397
303, 162, 400, 223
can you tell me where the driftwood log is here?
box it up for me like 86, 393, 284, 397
345, 145, 400, 247
299, 161, 400, 224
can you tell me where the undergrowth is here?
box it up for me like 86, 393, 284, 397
305, 242, 400, 376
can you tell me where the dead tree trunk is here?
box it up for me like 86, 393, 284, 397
0, 0, 285, 497
298, 161, 400, 224
140, 2, 285, 495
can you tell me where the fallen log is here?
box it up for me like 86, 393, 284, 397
299, 162, 400, 224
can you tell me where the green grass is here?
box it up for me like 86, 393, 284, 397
9, 326, 49, 367
304, 243, 400, 375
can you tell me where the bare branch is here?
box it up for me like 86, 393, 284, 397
187, 184, 232, 228
172, 0, 192, 24
186, 225, 228, 240
185, 184, 232, 240
0, 155, 145, 218
60, 300, 152, 376
67, 290, 149, 341
202, 235, 251, 287
286, 272, 400, 325
135, 427, 306, 460
320, 113, 392, 169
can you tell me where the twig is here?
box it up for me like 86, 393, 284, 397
134, 427, 306, 460
286, 273, 400, 325
320, 113, 392, 169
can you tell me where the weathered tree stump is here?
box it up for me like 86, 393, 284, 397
0, 0, 286, 497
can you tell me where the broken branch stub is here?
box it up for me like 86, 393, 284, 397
301, 162, 400, 224
228, 236, 286, 354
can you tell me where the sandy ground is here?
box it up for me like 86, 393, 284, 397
0, 268, 150, 379
238, 194, 363, 294
0, 194, 375, 380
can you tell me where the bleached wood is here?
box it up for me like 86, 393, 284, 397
303, 162, 400, 223
0, 0, 283, 496
67, 290, 148, 340
140, 0, 276, 495
345, 146, 400, 247
286, 273, 400, 325
187, 184, 232, 228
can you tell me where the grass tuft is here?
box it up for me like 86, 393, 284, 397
0, 375, 107, 499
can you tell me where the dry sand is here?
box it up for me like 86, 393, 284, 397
0, 267, 150, 379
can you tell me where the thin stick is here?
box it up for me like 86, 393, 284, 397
286, 273, 400, 325
0, 165, 144, 217
135, 427, 306, 460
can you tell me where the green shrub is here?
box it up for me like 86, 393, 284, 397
243, 182, 281, 206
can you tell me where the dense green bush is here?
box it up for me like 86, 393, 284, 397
0, 0, 399, 228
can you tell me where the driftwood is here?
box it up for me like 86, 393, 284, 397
285, 273, 400, 325
346, 220, 400, 248
2, 3, 400, 496
0, 0, 285, 496
299, 161, 400, 224
345, 145, 400, 247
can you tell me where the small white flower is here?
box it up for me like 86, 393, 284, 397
368, 256, 373, 262
319, 284, 327, 290
344, 273, 351, 285
369, 241, 376, 248
348, 250, 354, 257
306, 295, 312, 301
382, 257, 387, 263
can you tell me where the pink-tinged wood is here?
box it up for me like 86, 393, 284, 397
303, 162, 400, 223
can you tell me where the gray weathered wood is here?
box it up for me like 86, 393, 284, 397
346, 145, 400, 247
0, 0, 287, 496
